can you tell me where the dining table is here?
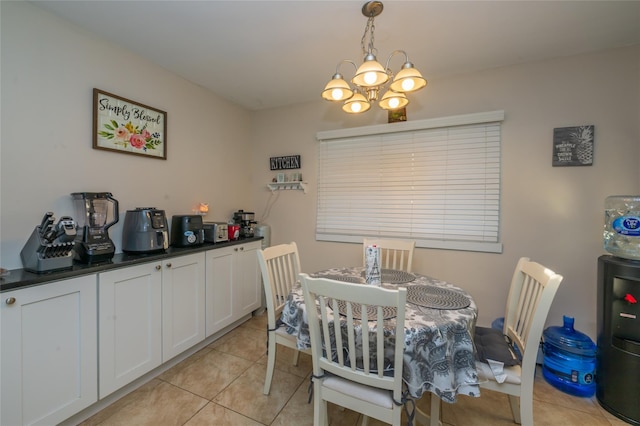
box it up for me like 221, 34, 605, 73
280, 266, 481, 413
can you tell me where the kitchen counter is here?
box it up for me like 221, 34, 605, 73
0, 237, 263, 292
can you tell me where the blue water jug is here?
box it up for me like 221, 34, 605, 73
542, 316, 596, 397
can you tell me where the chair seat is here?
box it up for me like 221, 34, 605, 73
322, 375, 394, 409
301, 273, 407, 426
476, 360, 522, 384
274, 325, 301, 347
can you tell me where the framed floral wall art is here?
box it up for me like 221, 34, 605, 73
93, 88, 167, 159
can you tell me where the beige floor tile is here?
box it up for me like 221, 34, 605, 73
256, 344, 313, 378
420, 368, 612, 426
243, 311, 269, 331
158, 347, 214, 381
532, 367, 602, 417
210, 324, 268, 362
270, 376, 315, 426
184, 402, 263, 426
80, 379, 207, 426
213, 362, 305, 424
160, 348, 254, 400
439, 391, 516, 426
532, 398, 611, 426
81, 326, 627, 426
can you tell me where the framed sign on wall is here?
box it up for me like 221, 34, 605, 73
93, 88, 167, 160
270, 155, 301, 170
552, 125, 594, 167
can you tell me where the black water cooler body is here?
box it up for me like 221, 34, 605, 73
597, 255, 640, 425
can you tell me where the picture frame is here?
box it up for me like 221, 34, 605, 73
388, 107, 407, 123
93, 88, 167, 160
552, 125, 594, 167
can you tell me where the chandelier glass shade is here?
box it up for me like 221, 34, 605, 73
342, 91, 371, 114
321, 72, 354, 102
321, 1, 427, 114
378, 90, 408, 110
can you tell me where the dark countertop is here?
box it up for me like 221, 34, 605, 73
0, 237, 263, 293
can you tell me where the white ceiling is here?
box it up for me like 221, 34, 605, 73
31, 0, 640, 111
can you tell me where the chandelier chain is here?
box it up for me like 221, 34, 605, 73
361, 16, 377, 56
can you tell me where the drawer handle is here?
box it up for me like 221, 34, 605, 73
166, 263, 172, 268
234, 248, 238, 252
156, 265, 162, 271
240, 247, 244, 251
5, 297, 16, 305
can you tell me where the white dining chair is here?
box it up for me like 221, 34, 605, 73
362, 238, 416, 273
473, 257, 563, 426
300, 273, 408, 426
257, 242, 311, 395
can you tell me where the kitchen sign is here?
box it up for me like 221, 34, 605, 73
270, 155, 301, 170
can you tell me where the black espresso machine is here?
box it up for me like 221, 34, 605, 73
233, 210, 256, 238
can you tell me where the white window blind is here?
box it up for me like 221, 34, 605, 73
316, 111, 504, 253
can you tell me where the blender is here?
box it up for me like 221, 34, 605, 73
71, 192, 119, 263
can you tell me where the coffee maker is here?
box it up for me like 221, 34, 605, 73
233, 210, 256, 238
71, 192, 119, 263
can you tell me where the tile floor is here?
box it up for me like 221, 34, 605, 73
81, 313, 629, 426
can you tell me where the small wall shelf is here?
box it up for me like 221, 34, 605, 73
267, 181, 308, 194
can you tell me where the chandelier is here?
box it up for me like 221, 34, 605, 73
321, 1, 427, 114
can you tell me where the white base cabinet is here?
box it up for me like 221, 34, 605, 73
161, 252, 206, 361
1, 241, 255, 424
98, 252, 205, 398
205, 240, 261, 336
1, 275, 98, 426
98, 262, 163, 398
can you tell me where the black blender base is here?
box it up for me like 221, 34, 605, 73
75, 243, 116, 264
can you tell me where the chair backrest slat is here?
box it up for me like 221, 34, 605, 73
504, 257, 563, 368
376, 306, 384, 376
363, 238, 416, 273
258, 242, 301, 329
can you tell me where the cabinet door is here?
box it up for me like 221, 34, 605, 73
162, 252, 205, 361
205, 246, 235, 336
1, 275, 98, 426
98, 263, 162, 398
234, 241, 262, 316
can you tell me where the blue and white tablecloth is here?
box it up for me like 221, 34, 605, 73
280, 267, 480, 402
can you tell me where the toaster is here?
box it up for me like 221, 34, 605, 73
203, 222, 229, 243
171, 215, 204, 247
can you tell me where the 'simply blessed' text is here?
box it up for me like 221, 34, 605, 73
98, 97, 162, 125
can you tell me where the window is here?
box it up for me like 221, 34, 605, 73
316, 111, 504, 253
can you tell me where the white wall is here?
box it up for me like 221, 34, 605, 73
250, 46, 640, 337
2, 1, 639, 340
0, 1, 255, 269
